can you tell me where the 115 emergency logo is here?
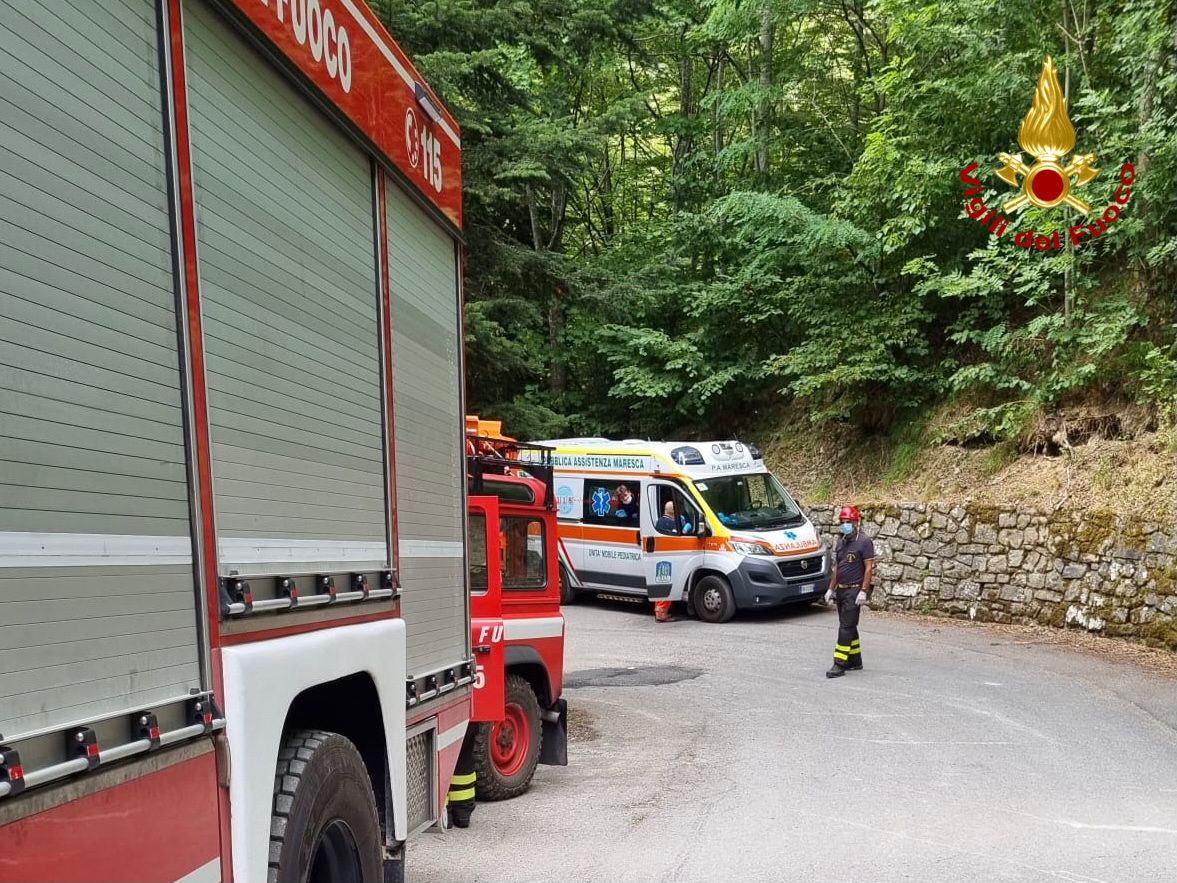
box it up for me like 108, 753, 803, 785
404, 106, 443, 193
957, 56, 1134, 251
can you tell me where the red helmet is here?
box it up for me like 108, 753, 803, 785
838, 505, 861, 523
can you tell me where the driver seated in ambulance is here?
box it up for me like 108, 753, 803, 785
655, 501, 679, 534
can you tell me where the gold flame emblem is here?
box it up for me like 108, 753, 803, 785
995, 57, 1098, 213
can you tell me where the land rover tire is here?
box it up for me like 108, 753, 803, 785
269, 729, 382, 883
473, 674, 543, 800
694, 574, 736, 624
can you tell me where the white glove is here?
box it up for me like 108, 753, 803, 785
823, 588, 835, 604
855, 590, 869, 607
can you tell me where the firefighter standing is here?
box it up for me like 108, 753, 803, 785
446, 733, 477, 828
825, 505, 875, 678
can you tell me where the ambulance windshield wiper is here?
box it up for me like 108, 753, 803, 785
748, 514, 806, 530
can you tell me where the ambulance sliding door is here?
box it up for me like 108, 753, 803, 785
576, 475, 645, 594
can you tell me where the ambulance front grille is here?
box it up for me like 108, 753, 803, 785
405, 728, 436, 833
778, 554, 824, 579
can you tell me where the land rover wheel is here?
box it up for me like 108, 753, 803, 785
473, 674, 543, 800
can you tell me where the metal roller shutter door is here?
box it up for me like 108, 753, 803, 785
184, 0, 388, 576
0, 0, 200, 739
386, 184, 466, 676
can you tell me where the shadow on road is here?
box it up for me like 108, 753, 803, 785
566, 593, 832, 625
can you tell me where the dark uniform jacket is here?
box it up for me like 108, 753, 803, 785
835, 530, 875, 587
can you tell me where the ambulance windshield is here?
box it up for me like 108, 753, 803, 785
694, 472, 803, 531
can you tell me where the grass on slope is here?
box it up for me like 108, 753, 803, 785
759, 404, 1175, 518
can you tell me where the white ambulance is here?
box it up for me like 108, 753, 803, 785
538, 438, 831, 622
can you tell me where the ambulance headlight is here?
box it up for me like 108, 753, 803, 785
730, 541, 773, 556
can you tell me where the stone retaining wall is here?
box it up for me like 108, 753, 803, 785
809, 503, 1177, 649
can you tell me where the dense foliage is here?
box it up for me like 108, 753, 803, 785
373, 0, 1177, 442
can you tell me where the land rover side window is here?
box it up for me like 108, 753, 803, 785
468, 513, 489, 595
581, 477, 642, 526
501, 517, 547, 591
651, 485, 703, 536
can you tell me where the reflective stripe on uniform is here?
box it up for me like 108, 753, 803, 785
833, 651, 849, 661
448, 770, 477, 803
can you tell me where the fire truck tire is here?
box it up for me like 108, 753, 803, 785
269, 729, 383, 883
472, 674, 543, 801
693, 574, 736, 624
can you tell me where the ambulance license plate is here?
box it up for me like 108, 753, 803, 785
799, 584, 815, 594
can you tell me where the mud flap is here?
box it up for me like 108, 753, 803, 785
539, 698, 568, 766
383, 844, 406, 883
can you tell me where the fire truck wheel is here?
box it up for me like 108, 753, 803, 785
693, 575, 736, 624
269, 729, 383, 883
473, 674, 543, 800
559, 566, 577, 605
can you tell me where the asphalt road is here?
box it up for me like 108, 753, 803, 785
412, 600, 1177, 883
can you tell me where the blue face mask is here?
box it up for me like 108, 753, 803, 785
839, 522, 855, 535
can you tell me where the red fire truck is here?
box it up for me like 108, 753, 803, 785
464, 418, 567, 800
1, 2, 469, 881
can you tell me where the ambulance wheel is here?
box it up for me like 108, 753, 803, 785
694, 575, 736, 624
269, 729, 382, 883
559, 565, 577, 605
473, 674, 543, 800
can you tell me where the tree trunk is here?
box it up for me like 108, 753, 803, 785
672, 24, 692, 211
525, 185, 542, 251
756, 9, 774, 177
714, 52, 725, 158
548, 298, 565, 394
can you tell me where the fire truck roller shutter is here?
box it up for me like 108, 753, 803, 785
184, 0, 388, 576
0, 1, 201, 739
386, 184, 466, 676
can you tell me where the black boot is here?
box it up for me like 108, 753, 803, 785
450, 803, 473, 828
845, 660, 863, 671
826, 664, 845, 678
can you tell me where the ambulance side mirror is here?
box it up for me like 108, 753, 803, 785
696, 521, 710, 538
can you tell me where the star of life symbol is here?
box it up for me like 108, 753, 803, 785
404, 107, 421, 169
995, 56, 1098, 214
591, 487, 612, 518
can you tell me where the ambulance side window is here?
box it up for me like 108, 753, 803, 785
651, 485, 703, 536
468, 512, 488, 595
581, 477, 642, 526
501, 516, 547, 591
